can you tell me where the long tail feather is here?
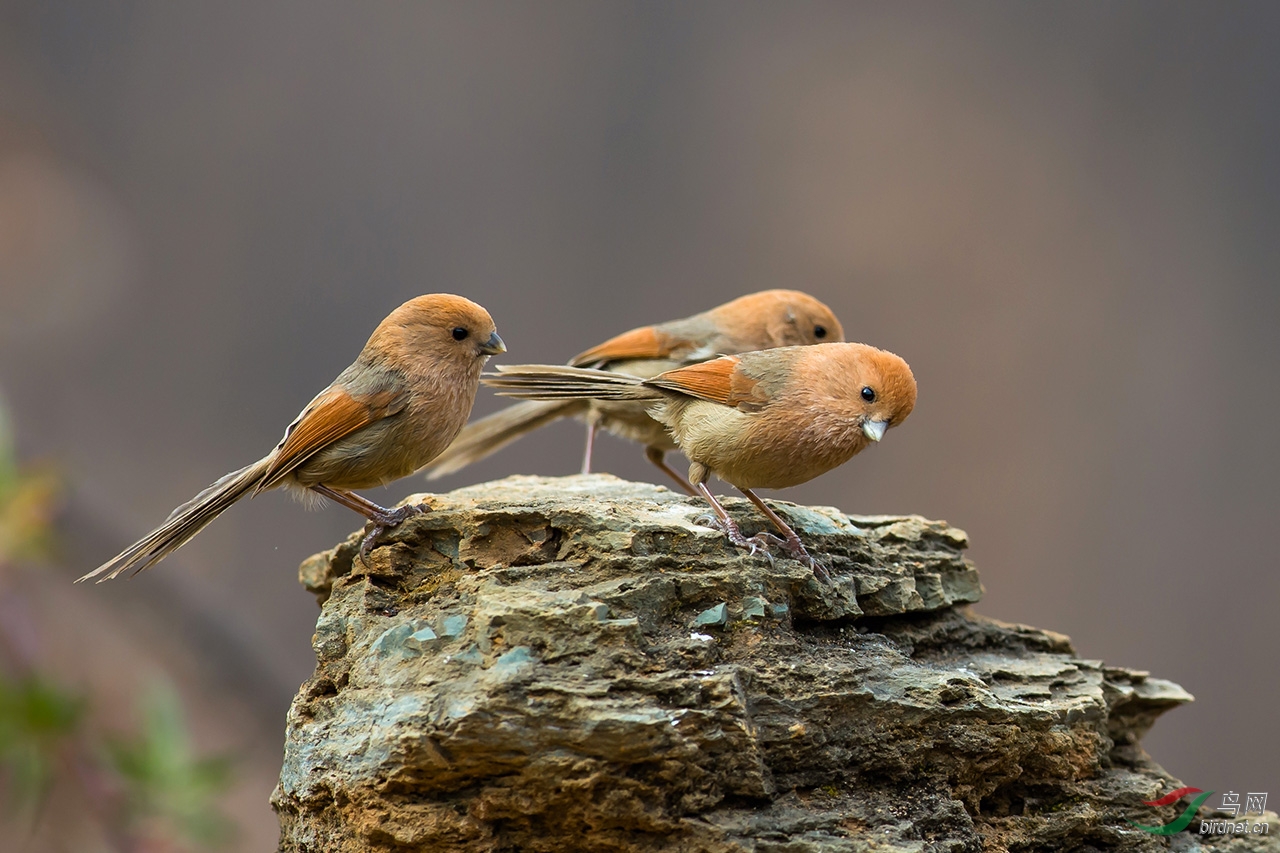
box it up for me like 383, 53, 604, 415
482, 365, 662, 401
77, 457, 272, 583
425, 399, 586, 479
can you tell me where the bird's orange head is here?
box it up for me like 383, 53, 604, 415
828, 343, 916, 442
709, 289, 845, 350
368, 293, 505, 366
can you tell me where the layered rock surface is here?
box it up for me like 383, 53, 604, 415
273, 475, 1272, 852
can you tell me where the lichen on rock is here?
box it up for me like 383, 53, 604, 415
273, 475, 1268, 852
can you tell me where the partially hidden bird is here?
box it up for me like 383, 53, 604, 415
424, 289, 843, 494
483, 342, 916, 581
79, 294, 505, 583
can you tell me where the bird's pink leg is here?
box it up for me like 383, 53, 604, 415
693, 482, 777, 562
739, 488, 830, 583
311, 484, 425, 562
581, 421, 597, 474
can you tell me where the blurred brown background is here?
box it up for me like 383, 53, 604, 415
1, 1, 1276, 847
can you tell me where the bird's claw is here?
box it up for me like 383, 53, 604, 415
744, 531, 782, 552
359, 503, 428, 564
724, 526, 781, 565
743, 533, 779, 566
694, 511, 827, 579
805, 555, 832, 584
778, 537, 831, 584
699, 513, 796, 570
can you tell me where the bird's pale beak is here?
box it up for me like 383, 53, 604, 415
862, 419, 888, 442
480, 331, 507, 355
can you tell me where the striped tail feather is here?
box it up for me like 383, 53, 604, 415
77, 457, 272, 583
482, 364, 662, 401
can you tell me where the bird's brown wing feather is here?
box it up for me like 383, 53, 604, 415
570, 326, 679, 367
256, 386, 407, 492
646, 356, 764, 409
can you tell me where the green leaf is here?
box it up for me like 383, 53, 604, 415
103, 682, 236, 848
0, 674, 85, 817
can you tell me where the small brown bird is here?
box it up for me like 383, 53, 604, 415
484, 342, 916, 580
425, 290, 844, 494
79, 294, 505, 583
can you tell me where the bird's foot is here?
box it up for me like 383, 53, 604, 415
693, 512, 718, 529
359, 502, 428, 563
779, 535, 831, 584
700, 514, 782, 565
736, 532, 780, 566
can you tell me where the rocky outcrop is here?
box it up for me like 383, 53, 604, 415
272, 475, 1273, 852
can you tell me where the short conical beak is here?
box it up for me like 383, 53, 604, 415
862, 419, 887, 442
480, 331, 507, 355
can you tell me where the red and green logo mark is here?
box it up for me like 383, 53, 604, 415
1130, 787, 1214, 835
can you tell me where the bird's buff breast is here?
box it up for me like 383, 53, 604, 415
667, 399, 868, 490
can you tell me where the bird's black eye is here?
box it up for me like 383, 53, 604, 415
861, 386, 876, 402
813, 325, 827, 339
452, 327, 469, 341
